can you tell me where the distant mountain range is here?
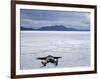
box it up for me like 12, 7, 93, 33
21, 25, 90, 31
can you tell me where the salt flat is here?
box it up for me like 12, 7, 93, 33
20, 31, 90, 70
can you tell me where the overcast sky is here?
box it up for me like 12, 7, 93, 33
20, 9, 90, 30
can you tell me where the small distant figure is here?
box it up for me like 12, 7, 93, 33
37, 55, 62, 67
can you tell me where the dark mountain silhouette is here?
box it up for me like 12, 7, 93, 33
21, 27, 35, 30
38, 25, 79, 31
21, 25, 90, 31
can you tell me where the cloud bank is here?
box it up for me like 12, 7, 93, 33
20, 9, 90, 30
